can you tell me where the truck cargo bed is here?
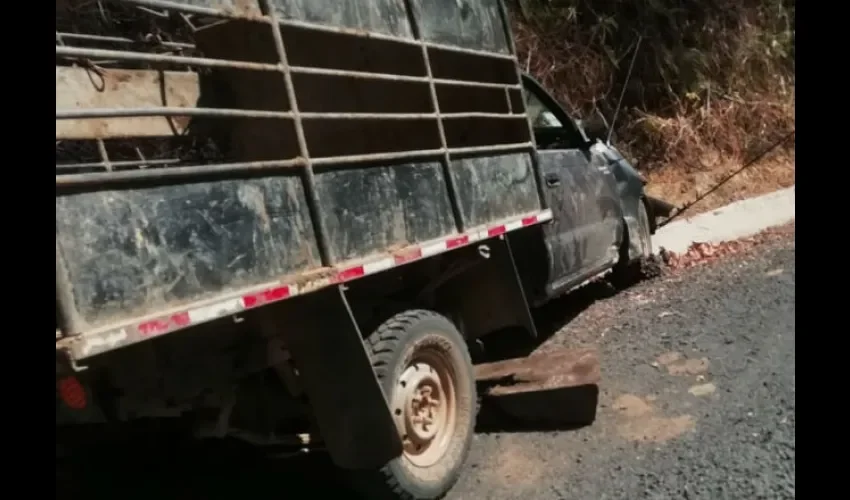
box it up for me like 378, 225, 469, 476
56, 0, 549, 359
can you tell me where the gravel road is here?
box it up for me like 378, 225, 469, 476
60, 228, 795, 500
451, 227, 795, 500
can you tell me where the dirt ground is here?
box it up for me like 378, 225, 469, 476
449, 223, 796, 500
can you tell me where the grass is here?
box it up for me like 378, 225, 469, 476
510, 0, 795, 213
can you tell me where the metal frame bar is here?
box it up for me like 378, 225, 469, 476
56, 0, 529, 185
260, 0, 333, 266
56, 45, 279, 71
401, 0, 465, 232
56, 45, 520, 91
56, 31, 195, 50
57, 158, 180, 170
115, 0, 517, 61
56, 142, 534, 186
495, 0, 548, 211
57, 108, 526, 121
57, 158, 303, 187
56, 240, 84, 335
56, 32, 519, 90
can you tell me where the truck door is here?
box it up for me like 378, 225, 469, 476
523, 76, 624, 293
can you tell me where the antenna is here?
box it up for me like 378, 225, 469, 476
606, 35, 643, 145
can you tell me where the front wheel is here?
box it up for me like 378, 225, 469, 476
350, 310, 476, 500
611, 200, 660, 287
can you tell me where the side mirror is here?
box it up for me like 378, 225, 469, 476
581, 114, 609, 143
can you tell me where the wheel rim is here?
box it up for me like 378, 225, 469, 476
391, 345, 458, 468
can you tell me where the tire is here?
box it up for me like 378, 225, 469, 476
350, 310, 476, 500
611, 200, 658, 287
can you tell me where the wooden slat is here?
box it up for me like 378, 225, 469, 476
56, 66, 200, 140
475, 347, 600, 396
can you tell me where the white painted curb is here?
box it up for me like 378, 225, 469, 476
653, 186, 795, 254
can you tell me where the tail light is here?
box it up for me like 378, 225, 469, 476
57, 376, 87, 410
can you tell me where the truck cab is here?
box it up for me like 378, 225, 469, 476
519, 73, 653, 302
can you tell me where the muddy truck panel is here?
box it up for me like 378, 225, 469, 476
55, 0, 551, 359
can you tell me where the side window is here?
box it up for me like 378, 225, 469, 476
522, 81, 586, 149
524, 88, 564, 129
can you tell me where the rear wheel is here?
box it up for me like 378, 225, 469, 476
350, 310, 476, 500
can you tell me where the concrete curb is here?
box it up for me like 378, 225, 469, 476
653, 186, 795, 254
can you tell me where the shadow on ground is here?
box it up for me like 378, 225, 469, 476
57, 436, 349, 499
476, 384, 599, 434
473, 280, 619, 363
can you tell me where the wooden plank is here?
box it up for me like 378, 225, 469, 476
475, 347, 600, 396
56, 66, 200, 140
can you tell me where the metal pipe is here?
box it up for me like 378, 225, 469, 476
309, 148, 444, 166
57, 50, 520, 91
434, 78, 519, 90
56, 46, 281, 71
291, 65, 428, 83
401, 0, 465, 233
56, 158, 304, 187
443, 112, 525, 120
277, 16, 516, 61
449, 142, 533, 157
97, 138, 112, 171
303, 112, 523, 120
56, 241, 85, 336
55, 143, 533, 187
291, 65, 521, 90
57, 107, 293, 119
115, 0, 516, 61
113, 0, 242, 18
495, 0, 548, 212
56, 31, 194, 50
262, 0, 334, 267
56, 47, 521, 91
57, 158, 180, 170
57, 108, 525, 121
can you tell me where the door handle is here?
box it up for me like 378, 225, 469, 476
545, 174, 561, 187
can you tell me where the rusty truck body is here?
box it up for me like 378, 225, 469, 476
56, 1, 667, 498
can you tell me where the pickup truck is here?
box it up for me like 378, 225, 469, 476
56, 1, 671, 499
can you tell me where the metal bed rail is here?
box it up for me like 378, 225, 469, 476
56, 0, 544, 267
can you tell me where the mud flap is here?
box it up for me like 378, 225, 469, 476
275, 287, 402, 469
475, 348, 601, 425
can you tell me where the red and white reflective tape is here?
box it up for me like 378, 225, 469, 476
64, 209, 553, 360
